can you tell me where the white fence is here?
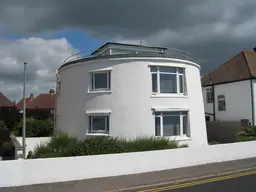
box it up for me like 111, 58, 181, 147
16, 137, 51, 157
1, 141, 256, 188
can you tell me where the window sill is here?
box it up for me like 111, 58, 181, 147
85, 133, 111, 137
87, 90, 112, 94
151, 94, 188, 98
156, 135, 191, 141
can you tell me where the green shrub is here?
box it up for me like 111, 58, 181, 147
33, 132, 79, 158
14, 117, 53, 137
33, 133, 183, 158
0, 120, 7, 130
236, 126, 256, 142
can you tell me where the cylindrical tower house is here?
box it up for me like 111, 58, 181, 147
56, 43, 208, 147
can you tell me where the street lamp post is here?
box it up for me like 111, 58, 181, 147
22, 62, 27, 158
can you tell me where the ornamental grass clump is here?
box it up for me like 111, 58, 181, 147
33, 133, 182, 158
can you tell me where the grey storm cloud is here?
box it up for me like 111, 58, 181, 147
1, 0, 256, 100
1, 0, 256, 73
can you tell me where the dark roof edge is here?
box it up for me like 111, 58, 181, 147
90, 42, 167, 55
202, 77, 254, 87
243, 51, 255, 77
59, 54, 197, 72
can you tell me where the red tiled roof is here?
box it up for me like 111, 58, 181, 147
201, 50, 256, 86
27, 93, 55, 109
16, 98, 33, 110
0, 92, 14, 107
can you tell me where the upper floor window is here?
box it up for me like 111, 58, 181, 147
155, 111, 189, 137
91, 71, 111, 91
218, 95, 226, 111
151, 66, 186, 95
206, 88, 213, 103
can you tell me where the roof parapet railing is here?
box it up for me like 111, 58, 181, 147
62, 48, 197, 64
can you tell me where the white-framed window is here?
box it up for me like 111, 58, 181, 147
155, 111, 189, 137
91, 71, 111, 91
218, 95, 226, 111
151, 66, 186, 94
206, 88, 213, 103
89, 116, 109, 134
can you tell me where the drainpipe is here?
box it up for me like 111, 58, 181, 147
54, 70, 59, 135
250, 79, 255, 125
209, 73, 216, 121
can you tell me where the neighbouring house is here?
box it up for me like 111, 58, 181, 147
0, 92, 17, 127
17, 90, 56, 119
16, 93, 34, 111
55, 42, 208, 147
26, 89, 56, 119
0, 92, 14, 109
202, 48, 256, 125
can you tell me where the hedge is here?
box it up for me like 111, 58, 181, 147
14, 117, 53, 137
33, 133, 187, 158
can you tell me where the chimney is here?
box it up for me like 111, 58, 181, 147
49, 89, 55, 94
30, 93, 34, 100
253, 47, 256, 52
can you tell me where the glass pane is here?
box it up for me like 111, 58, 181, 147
91, 117, 106, 131
152, 74, 158, 92
160, 74, 177, 93
150, 66, 158, 72
163, 116, 180, 136
163, 111, 180, 116
183, 115, 188, 135
178, 68, 184, 73
218, 95, 225, 99
94, 73, 108, 89
218, 100, 226, 111
159, 66, 176, 73
155, 117, 161, 136
179, 75, 184, 93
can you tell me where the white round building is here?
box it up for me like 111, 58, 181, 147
55, 43, 208, 147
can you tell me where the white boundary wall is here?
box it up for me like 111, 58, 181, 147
1, 141, 256, 188
16, 137, 51, 157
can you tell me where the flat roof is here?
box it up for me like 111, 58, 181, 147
90, 42, 167, 56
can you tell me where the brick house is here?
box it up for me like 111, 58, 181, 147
17, 89, 56, 120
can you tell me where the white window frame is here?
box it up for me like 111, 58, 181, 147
88, 115, 109, 134
155, 111, 189, 137
151, 66, 185, 95
217, 95, 226, 111
206, 88, 213, 103
91, 71, 111, 91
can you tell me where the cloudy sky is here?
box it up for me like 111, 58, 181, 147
1, 0, 256, 101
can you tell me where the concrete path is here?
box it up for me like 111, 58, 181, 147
1, 157, 256, 192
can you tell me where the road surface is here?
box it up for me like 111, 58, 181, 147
136, 171, 256, 192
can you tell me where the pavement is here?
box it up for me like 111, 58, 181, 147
1, 157, 256, 192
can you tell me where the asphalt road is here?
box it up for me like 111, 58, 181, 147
137, 171, 256, 192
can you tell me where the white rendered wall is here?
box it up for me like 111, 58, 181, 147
1, 141, 256, 187
56, 57, 207, 147
213, 80, 252, 123
16, 137, 51, 157
252, 79, 256, 125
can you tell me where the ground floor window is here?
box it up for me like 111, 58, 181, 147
89, 116, 109, 134
155, 111, 189, 137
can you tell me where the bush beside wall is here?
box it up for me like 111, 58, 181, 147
236, 126, 256, 142
33, 133, 184, 158
14, 117, 53, 137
